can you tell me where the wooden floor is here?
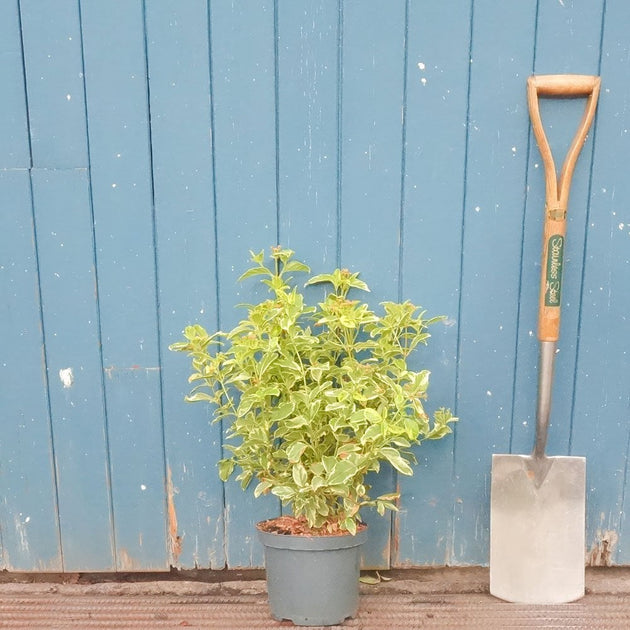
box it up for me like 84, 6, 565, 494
1, 568, 630, 629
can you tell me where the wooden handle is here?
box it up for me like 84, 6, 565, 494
529, 74, 600, 97
527, 74, 601, 341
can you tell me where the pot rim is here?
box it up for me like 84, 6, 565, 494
257, 521, 368, 551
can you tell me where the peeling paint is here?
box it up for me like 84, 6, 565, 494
118, 548, 140, 572
167, 467, 182, 564
587, 530, 619, 566
14, 514, 30, 554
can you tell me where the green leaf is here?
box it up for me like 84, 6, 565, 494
284, 415, 309, 429
350, 408, 382, 425
283, 260, 311, 274
360, 424, 383, 444
254, 480, 273, 498
339, 315, 356, 328
379, 447, 414, 476
322, 456, 338, 475
271, 486, 295, 501
376, 492, 401, 502
271, 401, 295, 422
168, 341, 190, 352
359, 574, 381, 585
184, 391, 213, 403
292, 463, 308, 487
359, 571, 391, 584
328, 460, 359, 486
346, 277, 370, 292
250, 249, 265, 265
376, 500, 399, 514
305, 273, 337, 288
236, 470, 253, 490
343, 517, 358, 535
237, 266, 271, 282
217, 459, 235, 482
286, 441, 308, 463
311, 475, 325, 491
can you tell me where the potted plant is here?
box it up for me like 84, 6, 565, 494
170, 246, 457, 626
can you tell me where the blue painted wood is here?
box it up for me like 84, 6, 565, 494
0, 1, 30, 168
79, 0, 168, 571
339, 0, 408, 568
396, 0, 472, 567
452, 0, 538, 565
572, 1, 630, 564
210, 0, 280, 568
19, 0, 88, 168
3, 0, 630, 572
276, 0, 339, 268
30, 168, 115, 571
0, 170, 62, 571
145, 0, 226, 569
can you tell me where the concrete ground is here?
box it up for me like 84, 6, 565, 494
0, 567, 629, 628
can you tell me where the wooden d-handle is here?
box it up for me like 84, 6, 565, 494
529, 74, 600, 97
527, 74, 601, 342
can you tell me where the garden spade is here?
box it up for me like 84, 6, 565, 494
490, 74, 601, 604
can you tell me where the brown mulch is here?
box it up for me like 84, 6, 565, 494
256, 515, 366, 537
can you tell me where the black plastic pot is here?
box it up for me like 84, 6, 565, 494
257, 524, 368, 626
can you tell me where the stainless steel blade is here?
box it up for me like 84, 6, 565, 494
490, 454, 586, 604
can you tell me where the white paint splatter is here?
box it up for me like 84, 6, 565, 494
59, 368, 74, 389
421, 77, 427, 86
417, 62, 426, 70
140, 484, 147, 491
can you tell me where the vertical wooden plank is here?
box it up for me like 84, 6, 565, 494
340, 0, 406, 296
339, 0, 407, 568
146, 0, 225, 569
19, 0, 88, 168
0, 0, 30, 168
452, 0, 538, 565
210, 0, 279, 567
0, 171, 62, 571
80, 0, 168, 570
396, 0, 471, 567
572, 3, 630, 564
31, 168, 115, 571
276, 0, 339, 267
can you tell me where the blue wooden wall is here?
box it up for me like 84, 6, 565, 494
1, 0, 629, 571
